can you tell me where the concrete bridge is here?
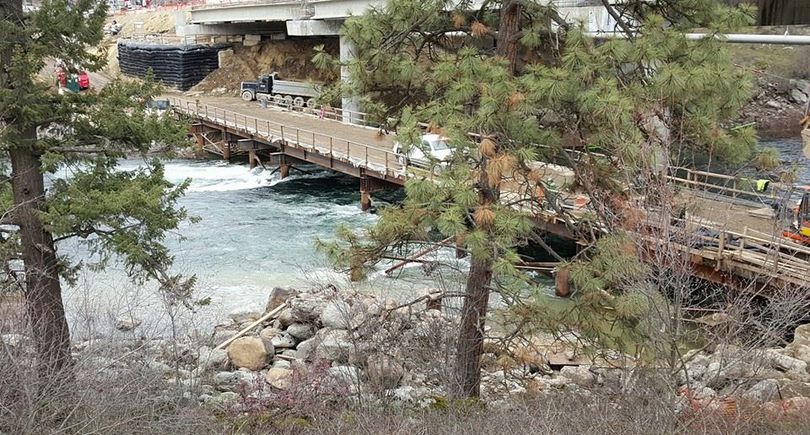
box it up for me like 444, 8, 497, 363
169, 95, 810, 291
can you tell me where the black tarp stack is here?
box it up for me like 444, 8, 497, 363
118, 41, 227, 90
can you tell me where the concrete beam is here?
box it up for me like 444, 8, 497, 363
286, 19, 343, 36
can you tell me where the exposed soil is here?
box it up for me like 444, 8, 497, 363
188, 38, 339, 96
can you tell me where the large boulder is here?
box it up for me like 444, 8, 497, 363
366, 353, 405, 390
115, 316, 142, 332
792, 324, 810, 348
560, 365, 596, 388
321, 301, 353, 329
287, 323, 316, 341
289, 293, 327, 324
265, 367, 292, 389
228, 309, 261, 324
296, 329, 352, 363
226, 337, 269, 371
197, 346, 228, 371
743, 379, 780, 402
764, 349, 808, 381
266, 287, 297, 313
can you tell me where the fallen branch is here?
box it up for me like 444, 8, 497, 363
215, 302, 287, 350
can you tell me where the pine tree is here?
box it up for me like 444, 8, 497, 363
1, 0, 192, 381
317, 0, 756, 398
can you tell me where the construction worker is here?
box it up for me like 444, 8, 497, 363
755, 178, 770, 193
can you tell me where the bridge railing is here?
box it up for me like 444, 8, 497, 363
168, 96, 411, 179
667, 166, 801, 204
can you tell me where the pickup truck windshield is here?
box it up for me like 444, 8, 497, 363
424, 138, 449, 151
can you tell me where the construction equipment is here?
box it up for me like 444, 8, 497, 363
783, 190, 810, 245
239, 72, 320, 108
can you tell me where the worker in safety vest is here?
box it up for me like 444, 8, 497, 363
755, 179, 770, 193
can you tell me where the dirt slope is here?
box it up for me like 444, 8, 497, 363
189, 38, 339, 96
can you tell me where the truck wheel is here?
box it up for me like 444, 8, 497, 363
293, 97, 305, 108
241, 90, 254, 101
283, 95, 293, 107
306, 98, 316, 109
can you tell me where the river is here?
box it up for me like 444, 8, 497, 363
60, 159, 468, 338
59, 137, 806, 339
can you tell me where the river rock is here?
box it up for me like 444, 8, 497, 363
287, 323, 316, 341
289, 293, 327, 324
115, 316, 142, 332
228, 309, 261, 324
265, 367, 292, 389
792, 324, 810, 348
227, 337, 269, 370
273, 359, 291, 369
198, 346, 228, 371
790, 88, 808, 104
765, 100, 782, 109
560, 365, 595, 388
321, 301, 353, 329
296, 329, 352, 363
277, 308, 294, 327
328, 365, 362, 386
271, 332, 297, 349
202, 391, 239, 411
213, 370, 259, 391
266, 287, 297, 313
259, 326, 282, 343
367, 353, 405, 390
743, 379, 780, 402
764, 349, 808, 380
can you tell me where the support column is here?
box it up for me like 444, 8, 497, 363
194, 132, 204, 151
249, 150, 257, 170
339, 34, 359, 124
221, 142, 231, 162
279, 163, 290, 179
360, 190, 372, 212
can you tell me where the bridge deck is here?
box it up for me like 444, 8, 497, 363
170, 95, 810, 289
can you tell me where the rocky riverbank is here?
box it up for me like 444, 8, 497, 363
5, 284, 810, 422
739, 75, 809, 138
10, 284, 798, 419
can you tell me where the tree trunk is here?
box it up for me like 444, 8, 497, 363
497, 0, 522, 76
10, 131, 73, 379
453, 143, 499, 398
453, 256, 493, 397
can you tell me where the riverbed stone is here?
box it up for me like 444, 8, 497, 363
115, 316, 142, 332
259, 326, 282, 343
790, 88, 808, 104
560, 365, 595, 388
287, 323, 316, 341
289, 293, 327, 324
367, 353, 405, 389
265, 367, 292, 389
228, 309, 261, 324
266, 287, 297, 313
197, 346, 228, 371
743, 379, 780, 402
328, 365, 362, 386
792, 324, 810, 348
271, 332, 297, 349
321, 301, 352, 329
227, 337, 269, 370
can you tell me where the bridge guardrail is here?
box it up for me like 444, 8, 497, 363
168, 96, 421, 180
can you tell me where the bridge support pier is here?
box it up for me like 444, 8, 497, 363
360, 190, 372, 212
340, 35, 360, 123
279, 163, 290, 179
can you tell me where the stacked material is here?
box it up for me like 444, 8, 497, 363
118, 41, 227, 90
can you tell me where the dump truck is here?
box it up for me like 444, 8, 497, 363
240, 72, 320, 108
